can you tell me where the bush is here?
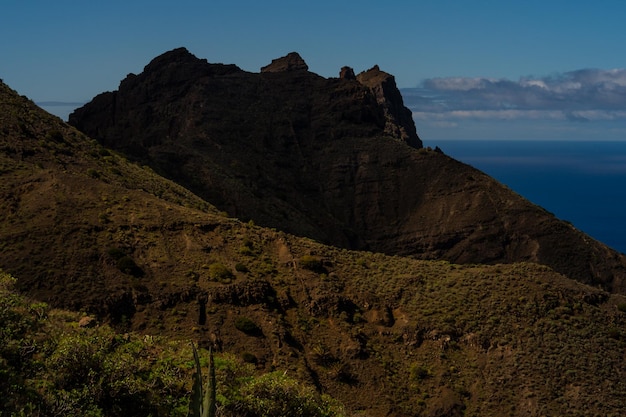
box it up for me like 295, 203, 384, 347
107, 247, 127, 260
618, 302, 626, 313
46, 130, 64, 143
208, 262, 233, 282
236, 372, 345, 417
300, 255, 325, 273
234, 317, 261, 335
239, 245, 254, 256
409, 363, 431, 381
0, 270, 347, 417
242, 352, 258, 364
86, 168, 101, 179
117, 256, 144, 277
239, 238, 256, 256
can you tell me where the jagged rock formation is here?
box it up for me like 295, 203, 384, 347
69, 48, 626, 293
261, 51, 309, 72
339, 66, 356, 80
356, 65, 422, 148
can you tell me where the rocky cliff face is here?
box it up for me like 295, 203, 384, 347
70, 48, 626, 293
356, 65, 422, 148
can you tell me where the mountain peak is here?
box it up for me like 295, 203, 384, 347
144, 47, 200, 70
260, 52, 309, 73
134, 47, 241, 87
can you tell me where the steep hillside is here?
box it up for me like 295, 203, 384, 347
69, 48, 626, 293
0, 80, 218, 312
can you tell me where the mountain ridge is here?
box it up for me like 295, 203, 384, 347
69, 48, 626, 294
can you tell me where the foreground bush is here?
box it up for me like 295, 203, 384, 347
234, 372, 344, 417
0, 270, 346, 417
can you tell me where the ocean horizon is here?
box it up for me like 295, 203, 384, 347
429, 139, 626, 255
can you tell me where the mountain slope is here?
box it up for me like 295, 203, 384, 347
0, 80, 218, 313
2, 79, 626, 416
69, 48, 626, 293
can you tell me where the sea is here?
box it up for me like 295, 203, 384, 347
425, 140, 626, 255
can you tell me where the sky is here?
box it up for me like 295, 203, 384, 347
3, 0, 626, 140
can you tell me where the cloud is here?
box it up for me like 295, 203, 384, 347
413, 110, 566, 121
402, 69, 626, 127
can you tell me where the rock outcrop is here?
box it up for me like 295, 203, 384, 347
69, 48, 626, 293
261, 51, 309, 72
357, 65, 422, 148
339, 66, 356, 80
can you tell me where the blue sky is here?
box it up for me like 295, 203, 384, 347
3, 0, 626, 140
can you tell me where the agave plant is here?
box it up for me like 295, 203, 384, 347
189, 343, 216, 417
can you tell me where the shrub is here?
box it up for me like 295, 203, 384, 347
235, 262, 249, 273
87, 168, 101, 179
46, 130, 64, 143
117, 256, 144, 277
107, 247, 127, 260
234, 317, 261, 335
299, 255, 325, 273
98, 148, 111, 157
0, 270, 348, 417
208, 263, 233, 283
239, 239, 256, 256
618, 302, 626, 313
239, 245, 254, 256
236, 372, 345, 417
409, 363, 431, 381
241, 352, 258, 364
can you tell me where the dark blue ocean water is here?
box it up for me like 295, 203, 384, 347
426, 140, 626, 254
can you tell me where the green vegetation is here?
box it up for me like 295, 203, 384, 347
299, 255, 324, 273
86, 168, 101, 179
189, 343, 216, 417
234, 316, 261, 335
108, 247, 143, 277
207, 262, 233, 283
239, 238, 256, 256
45, 129, 64, 143
107, 247, 127, 260
241, 351, 258, 364
235, 372, 344, 417
116, 255, 144, 277
0, 270, 346, 417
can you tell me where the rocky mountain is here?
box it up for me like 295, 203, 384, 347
69, 48, 626, 293
2, 71, 626, 416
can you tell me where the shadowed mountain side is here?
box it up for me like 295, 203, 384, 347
69, 48, 626, 293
